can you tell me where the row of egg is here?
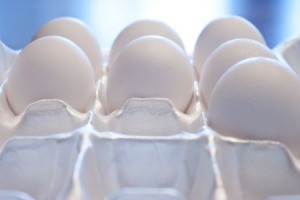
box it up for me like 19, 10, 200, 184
2, 15, 268, 116
196, 18, 300, 158
106, 15, 300, 160
2, 15, 300, 159
2, 17, 196, 116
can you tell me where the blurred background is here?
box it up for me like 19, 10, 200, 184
0, 0, 299, 51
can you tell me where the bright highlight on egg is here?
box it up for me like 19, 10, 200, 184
208, 57, 300, 158
106, 36, 194, 113
109, 20, 184, 64
6, 36, 95, 115
200, 39, 276, 108
194, 16, 266, 79
32, 17, 103, 78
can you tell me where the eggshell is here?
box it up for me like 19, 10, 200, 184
32, 17, 102, 77
106, 36, 194, 113
6, 36, 95, 115
194, 16, 266, 78
0, 42, 6, 79
208, 57, 300, 158
276, 36, 300, 75
0, 41, 19, 81
200, 39, 276, 108
109, 20, 184, 64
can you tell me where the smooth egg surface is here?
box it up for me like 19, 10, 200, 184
109, 20, 184, 64
0, 41, 6, 80
33, 17, 102, 78
106, 36, 194, 113
200, 39, 276, 108
194, 16, 266, 79
7, 36, 95, 115
276, 36, 300, 76
0, 41, 18, 80
208, 57, 300, 158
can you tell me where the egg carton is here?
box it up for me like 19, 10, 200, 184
1, 126, 300, 200
1, 19, 300, 200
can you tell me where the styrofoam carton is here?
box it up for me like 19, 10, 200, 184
75, 131, 215, 200
214, 132, 300, 199
0, 133, 81, 200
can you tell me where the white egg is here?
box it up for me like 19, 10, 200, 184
32, 17, 102, 78
200, 39, 276, 108
275, 36, 300, 75
0, 41, 7, 80
194, 16, 266, 79
0, 41, 19, 81
208, 57, 300, 158
109, 20, 184, 64
106, 36, 194, 113
6, 36, 95, 115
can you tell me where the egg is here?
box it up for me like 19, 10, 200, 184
276, 36, 300, 76
109, 20, 184, 64
208, 57, 300, 158
32, 17, 102, 78
200, 39, 276, 108
106, 36, 194, 113
6, 36, 95, 115
0, 41, 6, 79
194, 16, 266, 79
0, 41, 18, 80
0, 41, 7, 66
